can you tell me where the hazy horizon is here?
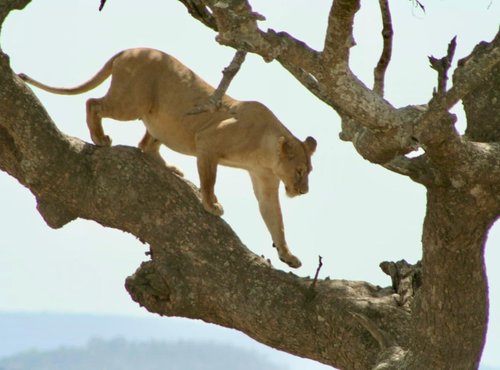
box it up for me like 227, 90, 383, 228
0, 311, 331, 370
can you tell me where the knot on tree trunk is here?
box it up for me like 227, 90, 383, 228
380, 259, 422, 310
126, 261, 172, 314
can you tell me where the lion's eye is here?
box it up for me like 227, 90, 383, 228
296, 169, 304, 178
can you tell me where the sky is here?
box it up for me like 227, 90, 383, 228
0, 0, 499, 368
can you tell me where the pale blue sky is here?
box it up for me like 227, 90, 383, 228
0, 0, 499, 368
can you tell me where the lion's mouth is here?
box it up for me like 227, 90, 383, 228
285, 186, 307, 197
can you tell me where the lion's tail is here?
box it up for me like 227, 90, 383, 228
18, 51, 124, 95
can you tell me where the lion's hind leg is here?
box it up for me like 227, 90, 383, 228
86, 98, 112, 146
138, 130, 183, 176
85, 93, 142, 146
196, 152, 224, 216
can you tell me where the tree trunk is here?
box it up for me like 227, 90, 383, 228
410, 188, 492, 369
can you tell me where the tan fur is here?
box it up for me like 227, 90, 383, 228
19, 48, 317, 268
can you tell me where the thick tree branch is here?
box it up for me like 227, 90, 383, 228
212, 4, 320, 69
322, 0, 360, 67
319, 0, 409, 137
127, 258, 410, 369
339, 112, 419, 165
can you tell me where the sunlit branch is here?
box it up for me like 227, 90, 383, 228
188, 50, 247, 114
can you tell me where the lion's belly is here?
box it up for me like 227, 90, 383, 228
143, 115, 197, 156
218, 157, 249, 170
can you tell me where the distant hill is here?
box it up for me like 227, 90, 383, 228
0, 312, 259, 359
0, 337, 286, 370
0, 312, 329, 370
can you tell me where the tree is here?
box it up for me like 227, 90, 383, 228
0, 0, 499, 369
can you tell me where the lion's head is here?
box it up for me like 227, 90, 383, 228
275, 136, 317, 197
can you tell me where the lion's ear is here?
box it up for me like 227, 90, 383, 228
304, 136, 317, 155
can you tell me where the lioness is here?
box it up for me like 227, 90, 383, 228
19, 48, 316, 268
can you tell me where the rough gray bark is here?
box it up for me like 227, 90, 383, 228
1, 1, 499, 369
461, 44, 500, 143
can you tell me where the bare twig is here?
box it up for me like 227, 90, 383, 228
373, 0, 393, 96
429, 36, 457, 96
305, 256, 323, 301
310, 255, 323, 290
187, 50, 247, 115
410, 0, 425, 13
98, 0, 107, 11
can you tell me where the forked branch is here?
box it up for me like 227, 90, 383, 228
415, 30, 500, 151
429, 36, 457, 97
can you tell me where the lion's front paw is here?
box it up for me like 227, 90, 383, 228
273, 243, 302, 268
203, 201, 224, 216
93, 134, 112, 147
282, 254, 302, 269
